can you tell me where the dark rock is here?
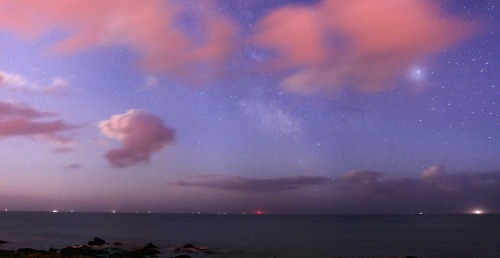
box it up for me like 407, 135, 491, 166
145, 242, 158, 249
175, 243, 214, 255
59, 246, 79, 256
171, 255, 193, 258
0, 250, 17, 256
59, 245, 108, 257
94, 237, 106, 245
130, 243, 160, 256
17, 247, 49, 255
0, 240, 7, 244
109, 250, 135, 258
113, 242, 124, 246
49, 247, 58, 253
88, 237, 106, 246
95, 249, 110, 255
182, 244, 197, 249
108, 251, 125, 257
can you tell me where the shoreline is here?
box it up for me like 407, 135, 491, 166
0, 238, 428, 258
0, 238, 430, 258
0, 237, 220, 258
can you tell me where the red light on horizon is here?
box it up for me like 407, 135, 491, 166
255, 210, 264, 215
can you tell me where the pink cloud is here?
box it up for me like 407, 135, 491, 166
0, 100, 77, 142
99, 109, 175, 168
0, 0, 238, 79
253, 0, 471, 95
340, 170, 381, 185
0, 100, 52, 118
252, 6, 328, 66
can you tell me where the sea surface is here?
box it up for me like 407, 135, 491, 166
0, 212, 499, 258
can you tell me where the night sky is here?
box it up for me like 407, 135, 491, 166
0, 0, 499, 214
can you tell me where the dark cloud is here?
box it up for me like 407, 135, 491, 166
0, 100, 78, 143
170, 175, 331, 192
329, 167, 500, 213
99, 109, 175, 168
170, 167, 500, 213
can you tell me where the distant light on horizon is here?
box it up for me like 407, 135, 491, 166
473, 209, 483, 214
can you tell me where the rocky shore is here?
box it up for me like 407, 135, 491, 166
0, 237, 216, 258
0, 237, 427, 258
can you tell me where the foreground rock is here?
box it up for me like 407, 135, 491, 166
87, 237, 106, 246
60, 245, 109, 257
171, 243, 214, 255
0, 237, 162, 258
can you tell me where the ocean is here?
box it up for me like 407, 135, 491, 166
0, 212, 499, 258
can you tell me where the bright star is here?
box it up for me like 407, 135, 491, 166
409, 66, 425, 81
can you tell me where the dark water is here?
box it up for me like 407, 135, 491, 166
0, 212, 499, 258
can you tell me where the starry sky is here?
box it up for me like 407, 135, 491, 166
0, 0, 499, 214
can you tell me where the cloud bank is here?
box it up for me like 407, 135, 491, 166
171, 175, 330, 192
171, 166, 500, 213
99, 109, 175, 168
0, 100, 77, 143
331, 166, 500, 213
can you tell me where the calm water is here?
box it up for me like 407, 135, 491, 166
0, 212, 499, 258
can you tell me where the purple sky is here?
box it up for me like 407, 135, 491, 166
0, 0, 499, 214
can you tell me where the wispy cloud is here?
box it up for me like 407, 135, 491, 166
99, 109, 175, 168
0, 100, 78, 143
170, 175, 330, 192
0, 70, 71, 96
142, 75, 159, 90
